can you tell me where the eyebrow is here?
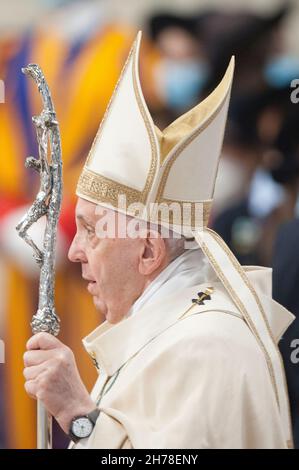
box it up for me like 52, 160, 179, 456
76, 214, 95, 226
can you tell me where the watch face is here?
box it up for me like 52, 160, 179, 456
72, 417, 93, 439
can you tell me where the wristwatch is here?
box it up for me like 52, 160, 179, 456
69, 408, 100, 443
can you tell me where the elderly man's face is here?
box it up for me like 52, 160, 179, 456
68, 198, 166, 324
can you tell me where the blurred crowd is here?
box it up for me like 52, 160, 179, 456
0, 0, 298, 449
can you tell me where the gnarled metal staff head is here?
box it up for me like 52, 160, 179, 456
16, 64, 62, 337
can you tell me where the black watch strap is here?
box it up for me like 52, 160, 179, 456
87, 407, 100, 425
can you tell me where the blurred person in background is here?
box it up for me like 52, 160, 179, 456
200, 4, 290, 96
147, 11, 210, 128
272, 216, 299, 449
207, 3, 291, 212
208, 3, 299, 267
0, 0, 161, 449
212, 85, 296, 267
259, 105, 299, 266
271, 109, 299, 445
146, 5, 296, 239
267, 109, 299, 448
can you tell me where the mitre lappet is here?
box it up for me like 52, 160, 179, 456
76, 31, 294, 447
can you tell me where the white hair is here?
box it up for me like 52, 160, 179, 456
122, 212, 195, 262
132, 216, 193, 262
163, 233, 186, 261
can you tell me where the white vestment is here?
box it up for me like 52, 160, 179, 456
71, 249, 294, 449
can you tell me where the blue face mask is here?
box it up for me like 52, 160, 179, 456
264, 55, 299, 88
41, 0, 76, 7
162, 59, 209, 111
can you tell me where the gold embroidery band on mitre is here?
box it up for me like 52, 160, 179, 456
77, 168, 143, 206
77, 168, 212, 229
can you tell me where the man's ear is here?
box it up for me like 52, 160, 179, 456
138, 230, 167, 276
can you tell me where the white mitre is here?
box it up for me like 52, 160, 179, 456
76, 32, 294, 448
77, 31, 233, 232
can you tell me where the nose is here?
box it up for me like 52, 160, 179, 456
68, 235, 87, 263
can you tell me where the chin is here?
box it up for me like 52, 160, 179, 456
93, 296, 126, 324
93, 296, 107, 315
